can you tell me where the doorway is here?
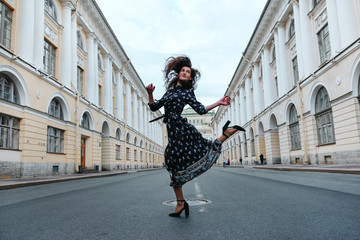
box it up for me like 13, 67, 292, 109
80, 136, 86, 168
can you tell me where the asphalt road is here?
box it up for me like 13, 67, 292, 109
1, 168, 359, 240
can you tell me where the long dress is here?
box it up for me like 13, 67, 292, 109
149, 85, 222, 187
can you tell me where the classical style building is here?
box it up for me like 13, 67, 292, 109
181, 107, 215, 140
212, 0, 360, 166
0, 0, 165, 178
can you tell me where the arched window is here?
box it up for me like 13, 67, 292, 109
315, 87, 335, 145
288, 19, 295, 39
45, 0, 57, 20
80, 113, 90, 129
0, 73, 19, 104
140, 140, 143, 148
134, 137, 137, 146
126, 133, 130, 143
48, 98, 63, 119
289, 105, 301, 150
116, 128, 121, 140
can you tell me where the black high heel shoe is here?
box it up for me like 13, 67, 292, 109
169, 200, 189, 217
222, 120, 246, 138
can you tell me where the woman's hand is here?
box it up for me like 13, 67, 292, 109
146, 84, 155, 95
218, 96, 231, 106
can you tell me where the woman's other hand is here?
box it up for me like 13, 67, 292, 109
146, 84, 155, 95
218, 96, 231, 106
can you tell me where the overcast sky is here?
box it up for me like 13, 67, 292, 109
96, 0, 267, 106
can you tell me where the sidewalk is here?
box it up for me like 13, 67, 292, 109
220, 164, 360, 174
0, 168, 164, 190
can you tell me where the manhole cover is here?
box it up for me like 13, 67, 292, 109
162, 199, 212, 206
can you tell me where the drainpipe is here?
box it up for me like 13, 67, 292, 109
297, 82, 310, 164
71, 82, 80, 172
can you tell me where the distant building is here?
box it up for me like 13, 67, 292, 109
182, 107, 215, 140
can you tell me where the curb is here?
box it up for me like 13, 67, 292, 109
253, 166, 360, 174
0, 168, 165, 190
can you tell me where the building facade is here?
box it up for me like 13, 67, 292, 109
181, 107, 215, 140
212, 0, 360, 166
0, 0, 165, 178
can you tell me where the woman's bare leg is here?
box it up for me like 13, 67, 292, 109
217, 128, 238, 143
172, 187, 185, 212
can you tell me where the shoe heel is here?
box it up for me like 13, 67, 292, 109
184, 201, 190, 216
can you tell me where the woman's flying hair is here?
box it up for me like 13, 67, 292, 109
163, 55, 201, 90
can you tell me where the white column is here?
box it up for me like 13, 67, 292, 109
125, 81, 132, 126
86, 33, 95, 101
261, 47, 274, 107
240, 85, 246, 125
133, 93, 139, 130
277, 23, 291, 95
71, 15, 77, 90
146, 109, 150, 137
116, 71, 122, 119
245, 76, 253, 121
34, 0, 45, 69
103, 54, 112, 113
18, 0, 35, 63
60, 0, 72, 88
292, 2, 305, 79
299, 0, 316, 76
94, 42, 99, 105
232, 98, 237, 123
234, 91, 240, 124
335, 0, 359, 48
326, 0, 341, 56
252, 63, 261, 115
139, 100, 144, 134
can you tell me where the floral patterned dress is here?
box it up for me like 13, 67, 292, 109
149, 85, 222, 187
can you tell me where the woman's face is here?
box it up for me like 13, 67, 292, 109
178, 66, 192, 82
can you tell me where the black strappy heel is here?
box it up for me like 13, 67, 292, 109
169, 200, 189, 217
222, 120, 246, 138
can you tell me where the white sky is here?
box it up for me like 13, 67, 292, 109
96, 0, 267, 106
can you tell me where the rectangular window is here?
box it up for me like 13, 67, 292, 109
116, 144, 121, 160
292, 57, 299, 85
316, 110, 335, 145
43, 40, 56, 76
134, 150, 137, 161
275, 77, 279, 98
140, 151, 143, 162
98, 85, 102, 107
0, 2, 12, 48
317, 24, 331, 64
77, 67, 83, 96
244, 142, 248, 157
0, 113, 19, 149
290, 123, 301, 150
251, 139, 255, 156
47, 126, 64, 153
126, 147, 129, 160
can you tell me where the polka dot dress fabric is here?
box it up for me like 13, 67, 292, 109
149, 85, 222, 187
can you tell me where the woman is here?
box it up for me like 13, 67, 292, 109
146, 56, 244, 217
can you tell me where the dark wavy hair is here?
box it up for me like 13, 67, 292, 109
163, 56, 201, 90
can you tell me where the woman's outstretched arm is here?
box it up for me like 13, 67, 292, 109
205, 96, 231, 112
